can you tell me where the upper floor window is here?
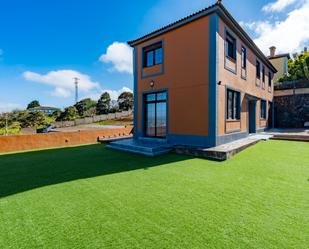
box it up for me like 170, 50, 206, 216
226, 32, 236, 60
256, 60, 261, 79
262, 65, 265, 82
260, 100, 266, 119
241, 46, 246, 69
268, 71, 272, 87
227, 89, 241, 120
143, 42, 163, 68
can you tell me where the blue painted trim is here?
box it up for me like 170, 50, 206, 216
140, 88, 169, 138
224, 86, 242, 134
167, 134, 213, 148
256, 59, 261, 84
224, 26, 237, 75
129, 6, 219, 46
248, 100, 257, 133
133, 47, 138, 139
217, 131, 248, 145
272, 101, 275, 129
140, 39, 165, 79
268, 71, 273, 93
209, 13, 219, 147
259, 98, 267, 120
129, 5, 276, 73
241, 45, 247, 80
215, 8, 277, 73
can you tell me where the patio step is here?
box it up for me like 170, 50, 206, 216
175, 135, 272, 161
106, 138, 172, 157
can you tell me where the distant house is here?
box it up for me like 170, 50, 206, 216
126, 0, 277, 148
268, 46, 290, 83
28, 106, 60, 115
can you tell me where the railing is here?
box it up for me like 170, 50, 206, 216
275, 79, 309, 90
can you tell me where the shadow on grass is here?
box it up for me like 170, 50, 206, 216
0, 144, 190, 198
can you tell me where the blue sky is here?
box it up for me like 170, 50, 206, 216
0, 0, 308, 111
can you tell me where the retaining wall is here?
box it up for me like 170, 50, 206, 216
0, 126, 133, 153
274, 80, 309, 128
52, 110, 133, 128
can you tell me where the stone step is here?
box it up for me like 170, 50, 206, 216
107, 138, 172, 157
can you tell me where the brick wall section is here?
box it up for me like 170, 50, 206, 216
0, 126, 133, 153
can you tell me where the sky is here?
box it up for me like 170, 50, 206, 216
0, 0, 309, 112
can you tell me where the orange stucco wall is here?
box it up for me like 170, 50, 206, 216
135, 16, 210, 137
217, 17, 274, 136
0, 127, 132, 153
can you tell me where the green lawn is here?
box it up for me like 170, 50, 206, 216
0, 141, 308, 249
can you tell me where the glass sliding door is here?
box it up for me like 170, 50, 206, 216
144, 91, 167, 138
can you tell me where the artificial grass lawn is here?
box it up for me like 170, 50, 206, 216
0, 141, 308, 249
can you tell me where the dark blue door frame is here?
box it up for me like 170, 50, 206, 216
249, 100, 256, 133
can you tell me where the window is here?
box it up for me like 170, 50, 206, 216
241, 46, 246, 69
262, 65, 265, 82
260, 100, 266, 119
226, 32, 236, 60
256, 60, 261, 79
145, 91, 167, 137
227, 89, 241, 120
143, 42, 163, 68
268, 72, 272, 87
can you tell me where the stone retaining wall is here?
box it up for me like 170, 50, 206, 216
52, 110, 133, 128
274, 80, 309, 128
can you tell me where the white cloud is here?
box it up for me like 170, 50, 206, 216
0, 102, 22, 113
99, 42, 133, 74
87, 87, 132, 101
242, 0, 309, 54
23, 70, 101, 98
262, 0, 300, 12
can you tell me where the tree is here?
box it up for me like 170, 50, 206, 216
96, 92, 111, 115
83, 107, 97, 117
74, 98, 97, 117
12, 110, 47, 128
57, 106, 79, 121
27, 100, 40, 109
278, 52, 309, 82
118, 92, 133, 111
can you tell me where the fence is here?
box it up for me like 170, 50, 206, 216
52, 110, 133, 128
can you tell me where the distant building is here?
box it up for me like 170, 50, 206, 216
268, 46, 290, 83
28, 106, 60, 115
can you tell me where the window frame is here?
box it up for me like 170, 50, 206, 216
143, 42, 163, 68
268, 71, 272, 87
241, 46, 247, 69
226, 89, 241, 121
225, 31, 237, 61
262, 65, 265, 83
256, 60, 261, 79
260, 100, 267, 119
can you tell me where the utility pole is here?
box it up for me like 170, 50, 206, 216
4, 113, 8, 136
73, 77, 80, 104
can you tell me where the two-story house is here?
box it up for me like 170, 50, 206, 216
109, 1, 277, 155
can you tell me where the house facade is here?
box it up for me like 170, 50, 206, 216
128, 1, 277, 148
268, 46, 290, 83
